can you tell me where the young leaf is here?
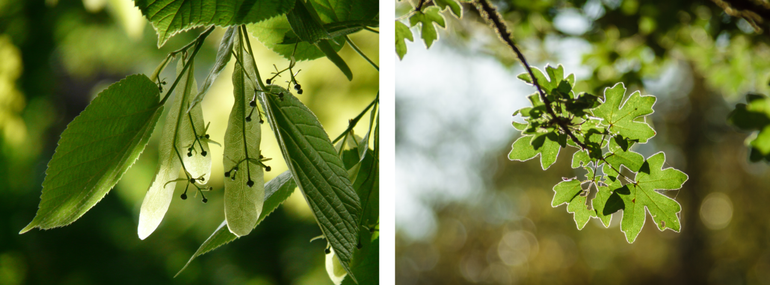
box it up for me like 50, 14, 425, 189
551, 180, 596, 229
138, 59, 204, 240
616, 152, 688, 243
259, 85, 361, 281
435, 0, 462, 18
21, 74, 163, 234
508, 133, 563, 170
223, 49, 265, 237
591, 83, 656, 143
409, 6, 446, 48
188, 27, 237, 111
133, 0, 295, 47
396, 21, 413, 60
176, 171, 296, 276
249, 17, 345, 61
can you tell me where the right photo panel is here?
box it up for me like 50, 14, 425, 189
396, 0, 770, 284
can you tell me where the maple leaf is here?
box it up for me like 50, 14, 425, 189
591, 83, 656, 143
409, 6, 446, 48
551, 179, 596, 229
613, 152, 688, 243
508, 132, 566, 170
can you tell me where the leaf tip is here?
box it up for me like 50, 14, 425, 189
19, 222, 36, 234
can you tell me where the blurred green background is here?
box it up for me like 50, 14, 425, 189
396, 0, 770, 284
0, 0, 378, 284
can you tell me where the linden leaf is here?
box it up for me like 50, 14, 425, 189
395, 21, 413, 60
134, 0, 295, 47
21, 74, 163, 234
409, 6, 445, 48
176, 171, 296, 276
615, 152, 688, 243
591, 83, 656, 142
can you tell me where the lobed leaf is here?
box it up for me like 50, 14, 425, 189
176, 171, 296, 276
133, 0, 295, 47
434, 0, 462, 18
508, 132, 564, 170
616, 152, 688, 243
259, 85, 361, 281
591, 83, 656, 143
551, 180, 596, 230
21, 74, 163, 234
409, 6, 445, 48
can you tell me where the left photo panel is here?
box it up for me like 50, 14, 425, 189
2, 0, 379, 284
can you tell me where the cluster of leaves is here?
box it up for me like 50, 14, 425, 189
728, 93, 770, 162
509, 65, 688, 243
21, 0, 378, 284
395, 0, 462, 59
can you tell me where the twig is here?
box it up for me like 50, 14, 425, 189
473, 0, 628, 177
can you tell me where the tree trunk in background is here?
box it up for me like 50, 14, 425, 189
677, 63, 711, 285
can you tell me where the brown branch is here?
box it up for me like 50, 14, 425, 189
473, 0, 631, 178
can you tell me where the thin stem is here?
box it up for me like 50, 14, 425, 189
159, 26, 214, 105
240, 26, 267, 91
474, 0, 633, 181
345, 36, 379, 71
237, 27, 253, 184
332, 93, 379, 144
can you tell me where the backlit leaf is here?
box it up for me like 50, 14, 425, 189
176, 171, 296, 276
223, 40, 265, 237
591, 83, 656, 142
616, 152, 688, 243
133, 0, 295, 47
409, 6, 445, 48
259, 85, 361, 281
21, 74, 163, 234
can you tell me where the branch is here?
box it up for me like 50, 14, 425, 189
473, 0, 629, 177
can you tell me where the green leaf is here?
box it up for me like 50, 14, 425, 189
21, 74, 163, 234
408, 6, 445, 48
395, 21, 413, 60
249, 16, 345, 61
308, 0, 379, 25
591, 83, 656, 142
223, 44, 265, 237
593, 185, 622, 227
728, 94, 770, 160
176, 171, 296, 276
518, 65, 574, 99
508, 133, 563, 170
339, 236, 378, 285
287, 0, 332, 44
139, 58, 210, 240
435, 0, 462, 18
604, 148, 644, 173
616, 152, 688, 243
133, 0, 295, 47
571, 150, 591, 169
552, 180, 596, 230
259, 85, 361, 281
188, 27, 236, 111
